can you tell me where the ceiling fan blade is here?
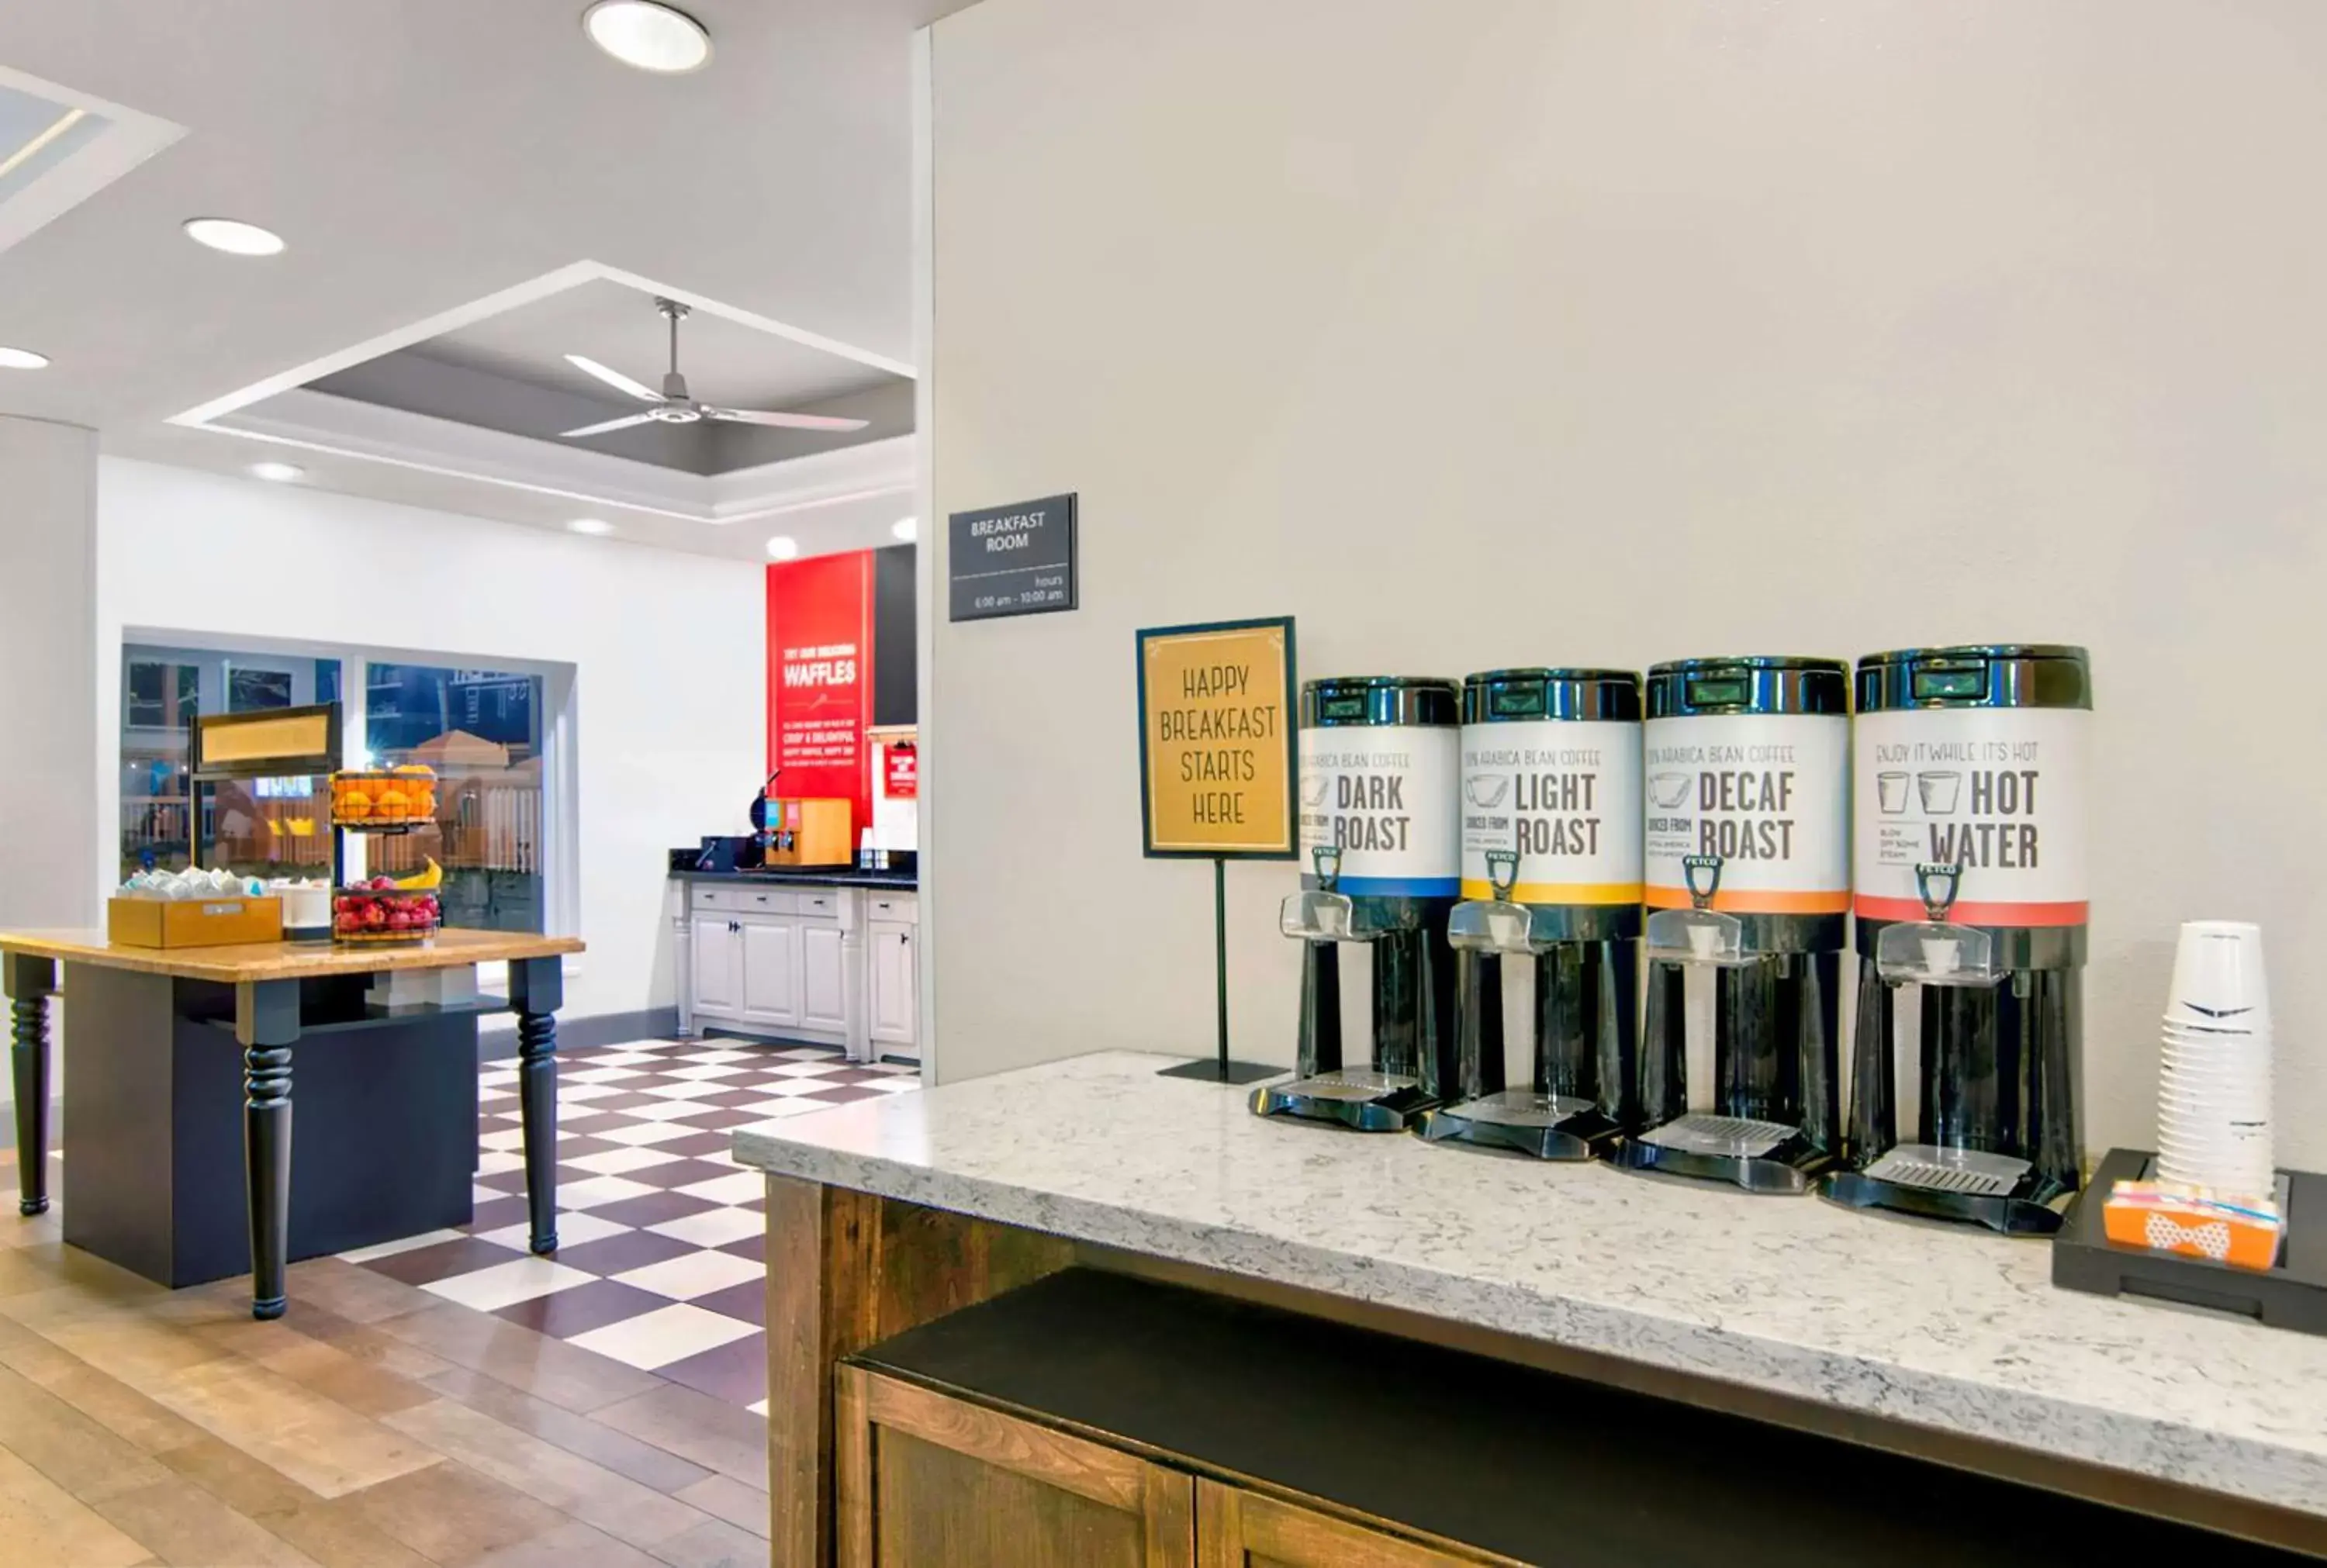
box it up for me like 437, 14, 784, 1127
559, 413, 660, 438
565, 354, 662, 402
706, 407, 871, 432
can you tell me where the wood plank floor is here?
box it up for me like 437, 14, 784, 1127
0, 1146, 769, 1567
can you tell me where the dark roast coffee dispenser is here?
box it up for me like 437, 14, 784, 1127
1825, 645, 2091, 1234
1420, 668, 1642, 1159
1253, 676, 1461, 1131
1613, 657, 1851, 1192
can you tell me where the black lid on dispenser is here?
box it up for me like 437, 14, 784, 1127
1461, 668, 1641, 724
1644, 656, 1849, 719
1300, 675, 1459, 728
1855, 644, 2092, 713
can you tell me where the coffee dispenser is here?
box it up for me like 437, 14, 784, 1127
1826, 645, 2091, 1234
1254, 676, 1461, 1131
1613, 658, 1851, 1192
1420, 668, 1642, 1159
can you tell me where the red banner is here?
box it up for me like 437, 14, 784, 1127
767, 551, 875, 835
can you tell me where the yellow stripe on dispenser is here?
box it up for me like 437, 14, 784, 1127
1460, 879, 1642, 904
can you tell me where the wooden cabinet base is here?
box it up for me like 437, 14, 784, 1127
1197, 1483, 1514, 1568
765, 1176, 1076, 1565
839, 1366, 1194, 1566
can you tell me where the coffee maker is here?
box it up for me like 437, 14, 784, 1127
1825, 645, 2091, 1234
1420, 668, 1642, 1159
1613, 657, 1851, 1193
1254, 676, 1461, 1131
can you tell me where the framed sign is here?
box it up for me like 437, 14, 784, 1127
949, 493, 1077, 621
1136, 616, 1297, 859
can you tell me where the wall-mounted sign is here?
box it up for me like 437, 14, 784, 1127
948, 493, 1077, 621
1136, 616, 1297, 859
884, 741, 918, 800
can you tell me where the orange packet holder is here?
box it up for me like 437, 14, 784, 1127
2103, 1186, 2281, 1273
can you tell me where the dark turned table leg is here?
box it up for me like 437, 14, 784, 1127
510, 956, 563, 1255
5, 954, 58, 1216
235, 979, 299, 1320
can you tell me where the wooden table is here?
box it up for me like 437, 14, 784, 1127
1, 927, 582, 1319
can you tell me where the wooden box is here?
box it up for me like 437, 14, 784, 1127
762, 796, 856, 868
107, 896, 283, 949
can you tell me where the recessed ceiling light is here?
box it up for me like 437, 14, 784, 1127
891, 517, 918, 542
583, 1, 711, 73
185, 217, 286, 257
766, 536, 800, 560
0, 347, 49, 370
568, 517, 614, 537
248, 461, 305, 482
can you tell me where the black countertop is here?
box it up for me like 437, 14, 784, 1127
674, 867, 917, 892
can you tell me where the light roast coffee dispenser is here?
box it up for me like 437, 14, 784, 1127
1254, 676, 1461, 1131
1825, 645, 2092, 1234
1419, 668, 1643, 1159
1613, 657, 1851, 1193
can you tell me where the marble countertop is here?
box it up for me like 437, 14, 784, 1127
735, 1050, 2327, 1521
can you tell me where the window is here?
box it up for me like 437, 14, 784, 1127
365, 662, 545, 934
119, 645, 337, 882
117, 644, 552, 937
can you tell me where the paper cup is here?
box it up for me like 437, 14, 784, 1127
2164, 920, 2270, 1031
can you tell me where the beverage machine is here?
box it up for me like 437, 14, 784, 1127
1613, 657, 1852, 1192
1421, 668, 1643, 1159
1826, 645, 2092, 1234
1256, 676, 1461, 1131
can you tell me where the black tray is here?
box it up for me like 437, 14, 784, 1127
2052, 1148, 2327, 1335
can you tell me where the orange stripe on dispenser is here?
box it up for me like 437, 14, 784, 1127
1644, 887, 1850, 915
1854, 894, 2088, 927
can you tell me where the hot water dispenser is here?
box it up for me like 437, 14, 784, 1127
1826, 644, 2091, 1234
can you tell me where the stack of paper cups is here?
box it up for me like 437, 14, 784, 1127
2154, 920, 2274, 1197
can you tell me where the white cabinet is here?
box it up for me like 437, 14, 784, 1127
869, 918, 918, 1050
691, 914, 742, 1017
800, 923, 848, 1031
739, 917, 800, 1027
677, 878, 918, 1060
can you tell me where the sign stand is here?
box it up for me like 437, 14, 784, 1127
1135, 616, 1296, 1086
1157, 858, 1278, 1083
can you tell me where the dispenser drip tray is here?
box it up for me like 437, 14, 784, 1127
1640, 1113, 1796, 1161
1863, 1144, 2029, 1199
1280, 1068, 1420, 1103
1447, 1090, 1594, 1129
1250, 1069, 1437, 1132
1417, 1089, 1616, 1162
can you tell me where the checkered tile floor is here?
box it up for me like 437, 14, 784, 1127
339, 1038, 920, 1414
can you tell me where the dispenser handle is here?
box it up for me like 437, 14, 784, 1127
1310, 844, 1343, 892
1485, 848, 1519, 900
1914, 862, 1964, 923
1682, 854, 1724, 910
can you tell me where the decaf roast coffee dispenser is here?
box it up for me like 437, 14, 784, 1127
1419, 668, 1643, 1159
1825, 645, 2091, 1234
1254, 676, 1461, 1131
1613, 657, 1851, 1192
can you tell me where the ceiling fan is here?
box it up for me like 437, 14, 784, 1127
558, 298, 871, 440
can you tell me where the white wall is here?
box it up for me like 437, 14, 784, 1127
0, 418, 99, 934
96, 458, 766, 1024
925, 0, 2327, 1165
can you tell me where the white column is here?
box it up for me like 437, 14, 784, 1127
0, 417, 99, 930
